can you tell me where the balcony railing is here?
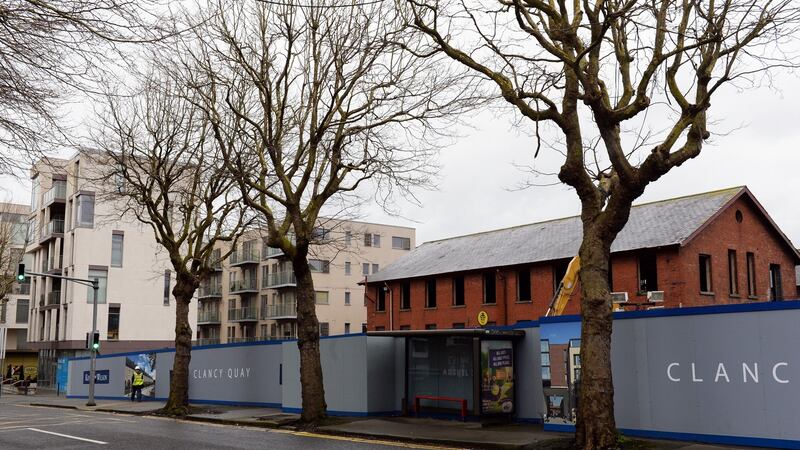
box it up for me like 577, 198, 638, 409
262, 301, 297, 320
229, 278, 258, 293
43, 180, 67, 206
197, 338, 220, 346
229, 248, 260, 266
40, 219, 64, 241
229, 336, 259, 343
12, 283, 31, 295
228, 306, 258, 321
197, 310, 221, 324
261, 333, 297, 341
48, 254, 63, 272
263, 246, 284, 259
47, 291, 61, 306
265, 271, 296, 288
198, 284, 222, 298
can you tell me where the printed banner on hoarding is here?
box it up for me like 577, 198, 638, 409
480, 341, 514, 414
83, 370, 110, 384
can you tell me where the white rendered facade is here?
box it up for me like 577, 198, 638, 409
25, 153, 196, 385
197, 220, 415, 345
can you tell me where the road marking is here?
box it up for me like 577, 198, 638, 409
273, 429, 463, 450
26, 427, 108, 445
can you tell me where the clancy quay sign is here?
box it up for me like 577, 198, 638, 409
666, 362, 789, 384
83, 370, 110, 384
193, 367, 251, 380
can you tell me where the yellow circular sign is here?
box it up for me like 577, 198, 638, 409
477, 310, 489, 326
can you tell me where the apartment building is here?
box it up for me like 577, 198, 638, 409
366, 187, 800, 330
196, 220, 415, 345
25, 153, 197, 385
1, 202, 37, 381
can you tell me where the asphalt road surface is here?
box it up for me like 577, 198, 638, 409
0, 399, 455, 450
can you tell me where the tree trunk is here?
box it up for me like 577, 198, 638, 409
163, 274, 196, 415
575, 226, 618, 449
293, 257, 327, 422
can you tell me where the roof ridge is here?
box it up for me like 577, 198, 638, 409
421, 186, 744, 246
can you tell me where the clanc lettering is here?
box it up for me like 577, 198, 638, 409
192, 367, 252, 380
666, 362, 789, 384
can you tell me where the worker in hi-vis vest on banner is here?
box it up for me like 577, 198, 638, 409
131, 366, 145, 402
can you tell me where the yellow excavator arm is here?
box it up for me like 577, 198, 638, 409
545, 256, 580, 317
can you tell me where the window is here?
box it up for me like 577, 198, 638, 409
311, 227, 330, 242
345, 262, 351, 276
746, 252, 757, 297
309, 259, 330, 273
345, 291, 351, 305
163, 270, 171, 305
362, 263, 370, 276
364, 233, 372, 247
400, 282, 411, 310
637, 252, 658, 292
227, 326, 235, 340
453, 276, 465, 306
728, 250, 739, 295
699, 254, 713, 293
345, 231, 352, 247
75, 194, 95, 227
517, 268, 531, 301
541, 339, 551, 385
86, 268, 108, 304
261, 265, 269, 288
361, 323, 367, 333
344, 323, 351, 334
425, 279, 437, 308
111, 233, 124, 267
15, 299, 29, 324
107, 306, 120, 340
315, 291, 329, 305
377, 287, 386, 311
373, 234, 381, 248
319, 322, 330, 337
392, 236, 411, 250
452, 322, 465, 328
425, 324, 437, 330
769, 264, 783, 301
483, 272, 496, 304
372, 263, 379, 274
573, 354, 581, 366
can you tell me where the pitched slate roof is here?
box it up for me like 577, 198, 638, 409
368, 187, 752, 283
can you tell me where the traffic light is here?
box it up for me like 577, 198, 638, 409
16, 263, 25, 282
91, 332, 100, 351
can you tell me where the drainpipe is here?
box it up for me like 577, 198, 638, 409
497, 269, 508, 325
384, 282, 393, 331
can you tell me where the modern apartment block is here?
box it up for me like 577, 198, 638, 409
1, 202, 37, 381
25, 153, 196, 386
196, 220, 415, 345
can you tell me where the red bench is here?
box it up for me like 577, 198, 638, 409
413, 395, 467, 420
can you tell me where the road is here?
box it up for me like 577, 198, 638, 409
0, 398, 455, 449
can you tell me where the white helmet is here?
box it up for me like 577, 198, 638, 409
134, 365, 141, 370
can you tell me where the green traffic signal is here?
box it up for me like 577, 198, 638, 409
16, 263, 25, 281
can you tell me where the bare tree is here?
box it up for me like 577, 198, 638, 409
89, 70, 251, 415
0, 0, 172, 176
402, 0, 800, 447
0, 203, 28, 304
171, 0, 479, 422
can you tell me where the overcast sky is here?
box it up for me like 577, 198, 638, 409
1, 67, 798, 251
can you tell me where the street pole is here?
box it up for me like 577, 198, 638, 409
86, 280, 99, 407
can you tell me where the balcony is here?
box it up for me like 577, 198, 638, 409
229, 279, 258, 294
197, 338, 221, 346
228, 306, 258, 322
265, 271, 296, 288
42, 180, 67, 206
229, 336, 259, 343
229, 248, 260, 267
263, 246, 284, 259
46, 290, 61, 306
48, 254, 63, 273
198, 284, 222, 299
39, 219, 64, 243
262, 301, 297, 320
197, 310, 221, 324
12, 283, 31, 295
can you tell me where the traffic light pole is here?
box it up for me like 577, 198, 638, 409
87, 280, 99, 406
24, 269, 100, 406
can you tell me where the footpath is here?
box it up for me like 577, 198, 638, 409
22, 392, 740, 449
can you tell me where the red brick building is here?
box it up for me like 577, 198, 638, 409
365, 187, 800, 330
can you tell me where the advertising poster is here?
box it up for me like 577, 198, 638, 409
480, 340, 514, 414
540, 320, 581, 424
124, 353, 157, 398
